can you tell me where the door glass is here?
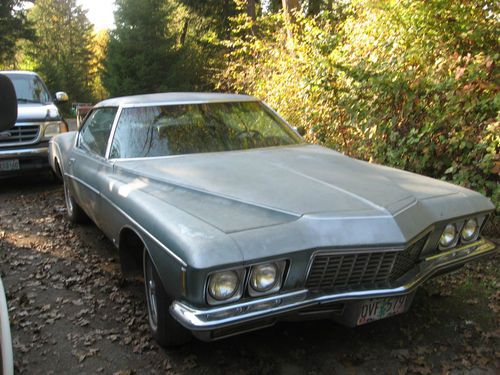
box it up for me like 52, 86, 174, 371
79, 107, 118, 157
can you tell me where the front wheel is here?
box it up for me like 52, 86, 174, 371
63, 177, 88, 223
144, 249, 191, 347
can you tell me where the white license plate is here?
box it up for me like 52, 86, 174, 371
0, 159, 20, 171
357, 296, 407, 325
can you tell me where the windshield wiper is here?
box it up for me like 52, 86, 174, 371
17, 98, 40, 103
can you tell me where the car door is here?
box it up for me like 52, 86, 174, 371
66, 107, 117, 225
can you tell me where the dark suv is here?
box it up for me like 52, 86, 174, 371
0, 71, 68, 176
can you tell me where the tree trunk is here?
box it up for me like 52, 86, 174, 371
247, 0, 257, 34
282, 0, 299, 39
247, 0, 256, 21
308, 0, 322, 16
180, 18, 189, 46
282, 0, 300, 13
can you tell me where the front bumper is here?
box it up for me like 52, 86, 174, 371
0, 146, 49, 175
170, 238, 497, 338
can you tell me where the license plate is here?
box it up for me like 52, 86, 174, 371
357, 296, 407, 325
0, 159, 20, 171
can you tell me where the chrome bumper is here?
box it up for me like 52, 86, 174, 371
0, 147, 48, 159
170, 238, 497, 332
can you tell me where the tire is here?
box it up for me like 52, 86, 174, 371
48, 169, 62, 184
143, 249, 191, 347
63, 177, 88, 224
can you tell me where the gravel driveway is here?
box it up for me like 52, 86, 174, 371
0, 176, 498, 374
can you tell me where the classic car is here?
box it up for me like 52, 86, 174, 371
0, 70, 68, 177
48, 93, 497, 347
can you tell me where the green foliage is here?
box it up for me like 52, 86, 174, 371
0, 0, 34, 67
27, 0, 95, 105
104, 0, 231, 96
104, 0, 177, 96
219, 0, 499, 210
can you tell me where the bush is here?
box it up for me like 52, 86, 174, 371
218, 0, 499, 213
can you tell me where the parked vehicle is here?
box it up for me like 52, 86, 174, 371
0, 278, 13, 375
0, 73, 17, 375
0, 71, 68, 177
48, 93, 497, 347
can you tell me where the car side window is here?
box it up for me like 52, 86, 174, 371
79, 107, 118, 157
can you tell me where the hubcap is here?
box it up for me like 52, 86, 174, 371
145, 253, 158, 330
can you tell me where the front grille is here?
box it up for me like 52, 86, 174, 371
389, 236, 428, 281
306, 235, 428, 292
0, 124, 40, 146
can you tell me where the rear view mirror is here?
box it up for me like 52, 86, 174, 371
0, 74, 17, 132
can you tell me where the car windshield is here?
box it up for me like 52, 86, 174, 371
109, 101, 302, 159
5, 73, 51, 103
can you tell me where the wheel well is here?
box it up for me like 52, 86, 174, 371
54, 157, 63, 179
118, 228, 144, 277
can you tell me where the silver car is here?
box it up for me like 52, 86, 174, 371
49, 93, 497, 347
0, 71, 68, 176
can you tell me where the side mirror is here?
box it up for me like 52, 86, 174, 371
55, 91, 69, 103
0, 74, 17, 132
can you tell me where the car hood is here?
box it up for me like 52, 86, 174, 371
17, 102, 60, 122
113, 145, 489, 234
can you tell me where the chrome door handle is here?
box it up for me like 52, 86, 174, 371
69, 158, 76, 166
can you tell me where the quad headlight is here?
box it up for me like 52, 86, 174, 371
208, 270, 241, 302
461, 218, 479, 242
439, 223, 457, 249
248, 261, 285, 296
206, 261, 287, 304
250, 263, 278, 292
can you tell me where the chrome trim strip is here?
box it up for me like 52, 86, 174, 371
65, 173, 101, 195
100, 193, 188, 267
170, 238, 497, 331
0, 147, 48, 159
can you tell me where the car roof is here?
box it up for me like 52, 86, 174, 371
95, 92, 258, 108
0, 70, 39, 76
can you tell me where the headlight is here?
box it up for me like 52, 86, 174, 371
43, 122, 63, 139
461, 218, 478, 242
250, 263, 278, 292
248, 261, 286, 296
439, 223, 457, 249
208, 271, 240, 301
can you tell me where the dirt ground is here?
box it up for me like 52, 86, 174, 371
0, 175, 498, 375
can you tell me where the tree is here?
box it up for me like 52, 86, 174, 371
27, 0, 95, 102
179, 0, 238, 39
104, 0, 176, 96
282, 0, 300, 38
282, 0, 300, 14
0, 0, 34, 67
90, 30, 109, 100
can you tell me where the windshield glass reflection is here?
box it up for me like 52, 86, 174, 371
110, 101, 302, 158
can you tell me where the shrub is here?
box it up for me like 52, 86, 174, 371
218, 0, 499, 214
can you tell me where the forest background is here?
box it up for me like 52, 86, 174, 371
1, 0, 498, 226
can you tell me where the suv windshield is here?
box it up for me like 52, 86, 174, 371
109, 101, 302, 159
5, 73, 51, 103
